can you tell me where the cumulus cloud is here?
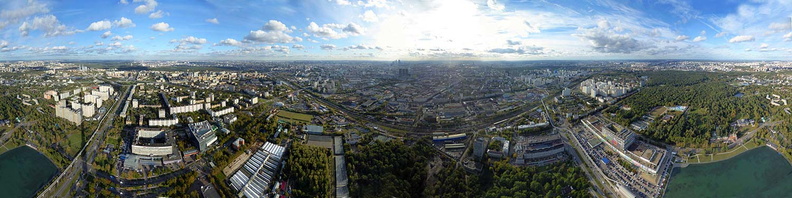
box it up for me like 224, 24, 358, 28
575, 29, 648, 54
675, 35, 689, 41
19, 15, 78, 37
119, 0, 128, 4
87, 20, 112, 31
112, 35, 133, 41
342, 23, 365, 35
0, 0, 50, 30
307, 22, 365, 39
110, 42, 122, 47
113, 17, 135, 28
292, 44, 304, 50
759, 43, 769, 49
785, 32, 792, 41
692, 36, 707, 42
171, 36, 207, 51
262, 20, 290, 32
149, 10, 167, 19
101, 31, 112, 39
243, 20, 297, 43
206, 18, 219, 24
728, 35, 754, 43
0, 40, 8, 49
715, 32, 728, 38
244, 30, 296, 43
360, 10, 378, 22
150, 22, 174, 32
320, 44, 336, 50
215, 38, 241, 46
133, 0, 158, 14
506, 40, 521, 46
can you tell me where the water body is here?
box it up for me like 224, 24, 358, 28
0, 146, 58, 198
665, 146, 792, 198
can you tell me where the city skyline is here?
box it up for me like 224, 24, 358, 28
1, 0, 792, 60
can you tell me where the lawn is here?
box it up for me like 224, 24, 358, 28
66, 133, 84, 155
277, 111, 313, 123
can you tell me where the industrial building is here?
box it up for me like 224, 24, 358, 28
189, 121, 218, 151
229, 142, 285, 198
513, 134, 568, 166
302, 125, 324, 135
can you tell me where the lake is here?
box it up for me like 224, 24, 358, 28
0, 146, 58, 198
665, 146, 792, 198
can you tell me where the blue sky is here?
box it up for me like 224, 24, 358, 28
0, 0, 791, 60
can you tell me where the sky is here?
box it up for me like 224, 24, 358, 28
0, 0, 791, 61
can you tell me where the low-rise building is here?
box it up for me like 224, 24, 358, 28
131, 128, 174, 156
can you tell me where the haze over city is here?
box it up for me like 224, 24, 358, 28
1, 0, 791, 60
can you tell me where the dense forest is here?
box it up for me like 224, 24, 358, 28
606, 71, 767, 147
483, 161, 590, 198
346, 139, 592, 198
345, 139, 434, 198
285, 143, 334, 197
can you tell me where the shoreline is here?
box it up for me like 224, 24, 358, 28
680, 143, 762, 166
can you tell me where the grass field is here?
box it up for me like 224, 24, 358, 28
689, 140, 760, 164
649, 106, 667, 117
66, 133, 84, 155
277, 111, 313, 123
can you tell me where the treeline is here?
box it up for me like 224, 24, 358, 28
285, 143, 334, 197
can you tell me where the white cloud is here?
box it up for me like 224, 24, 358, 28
575, 28, 649, 54
119, 0, 128, 4
320, 44, 336, 50
0, 40, 8, 48
728, 35, 754, 43
692, 36, 707, 42
171, 36, 207, 44
113, 17, 135, 28
206, 18, 219, 24
133, 0, 158, 14
760, 43, 769, 49
87, 20, 112, 31
486, 0, 505, 11
149, 10, 167, 19
110, 42, 122, 47
307, 22, 365, 39
335, 0, 351, 6
150, 22, 174, 32
19, 15, 78, 37
343, 23, 365, 35
0, 0, 50, 30
675, 35, 689, 41
360, 10, 378, 22
292, 44, 304, 50
244, 30, 296, 43
715, 32, 728, 38
171, 36, 207, 52
112, 35, 133, 41
262, 20, 290, 32
101, 31, 112, 39
785, 32, 792, 41
215, 38, 241, 46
